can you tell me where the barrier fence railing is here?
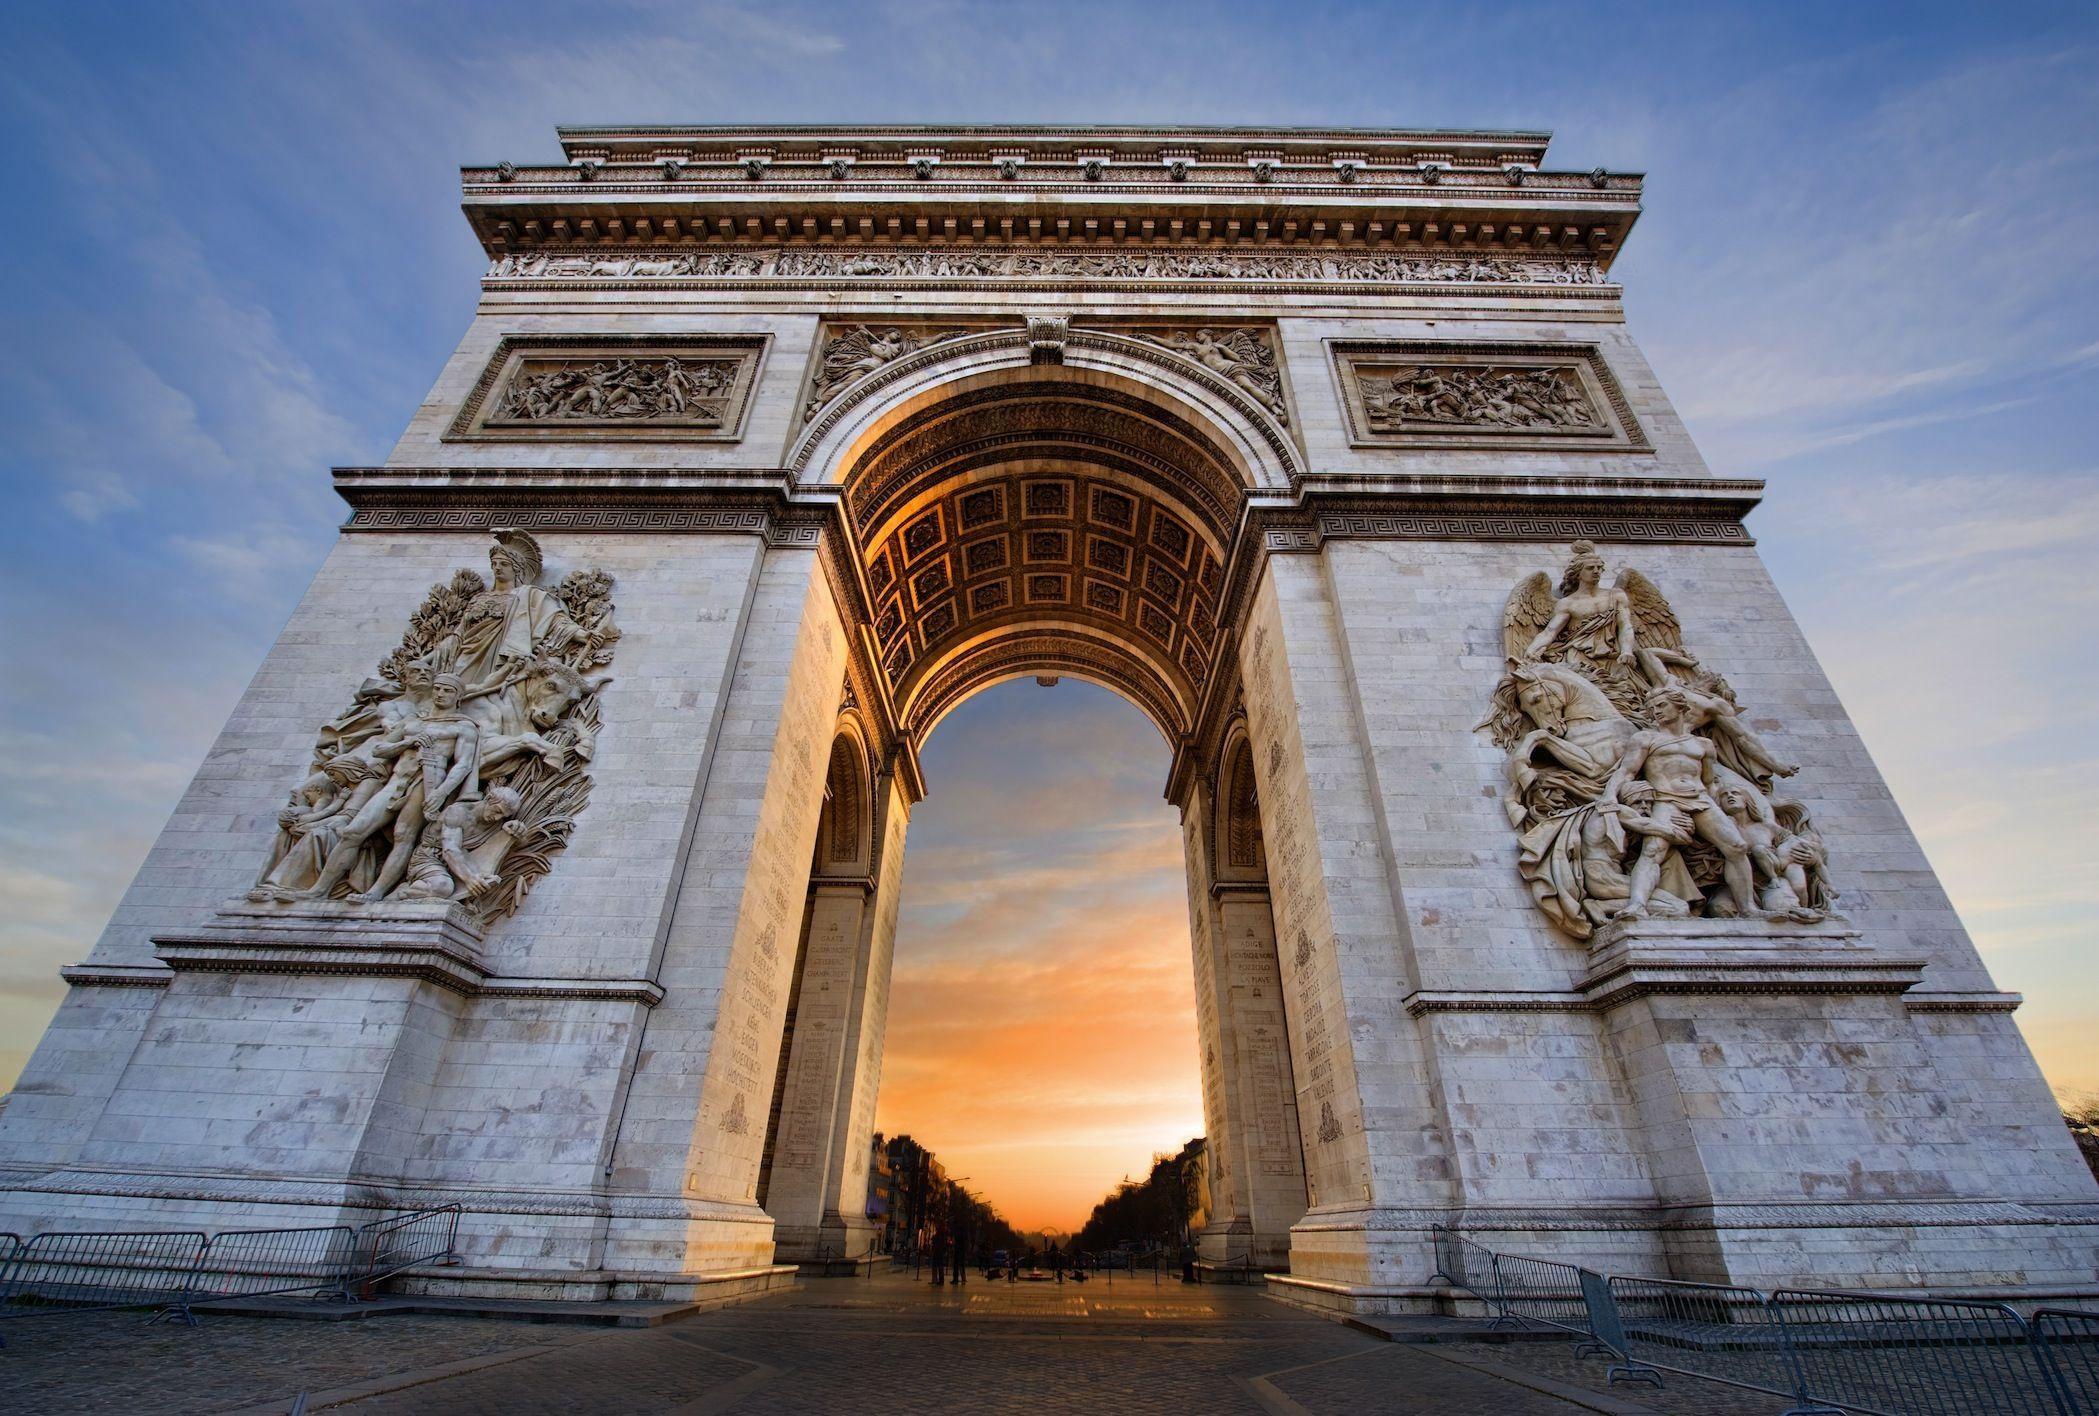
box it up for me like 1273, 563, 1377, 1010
188, 1226, 358, 1307
1608, 1274, 1797, 1399
1427, 1225, 2099, 1415
348, 1206, 462, 1300
0, 1206, 465, 1340
2036, 1311, 2099, 1414
0, 1230, 210, 1331
1770, 1290, 2065, 1416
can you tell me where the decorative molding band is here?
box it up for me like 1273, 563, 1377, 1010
1577, 931, 1929, 1012
153, 904, 665, 1006
1903, 991, 2025, 1014
1405, 991, 1590, 1017
7, 1166, 770, 1223
1290, 1199, 2099, 1235
1315, 511, 1751, 545
481, 247, 1615, 296
58, 963, 174, 989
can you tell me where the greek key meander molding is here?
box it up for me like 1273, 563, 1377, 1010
341, 498, 1753, 546
446, 334, 768, 444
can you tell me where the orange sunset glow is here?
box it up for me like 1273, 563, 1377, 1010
871, 679, 1205, 1234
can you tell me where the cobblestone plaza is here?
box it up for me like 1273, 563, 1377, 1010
0, 1269, 1783, 1415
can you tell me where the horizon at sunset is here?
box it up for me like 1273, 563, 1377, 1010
870, 678, 1205, 1235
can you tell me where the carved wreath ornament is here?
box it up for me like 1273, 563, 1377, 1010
249, 528, 619, 923
1480, 542, 1834, 942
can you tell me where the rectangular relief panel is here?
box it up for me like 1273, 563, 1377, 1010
448, 334, 768, 442
1329, 340, 1649, 452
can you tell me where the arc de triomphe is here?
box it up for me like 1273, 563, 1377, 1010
3, 126, 2093, 1314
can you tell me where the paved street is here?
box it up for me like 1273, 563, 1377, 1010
0, 1270, 1773, 1414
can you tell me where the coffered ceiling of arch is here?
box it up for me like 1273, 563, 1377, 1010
847, 382, 1240, 737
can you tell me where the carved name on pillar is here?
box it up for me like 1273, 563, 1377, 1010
248, 527, 619, 923
1480, 541, 1835, 943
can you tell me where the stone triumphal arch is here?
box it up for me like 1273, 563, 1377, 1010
3, 126, 2093, 1314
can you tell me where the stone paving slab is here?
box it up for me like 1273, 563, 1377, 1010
0, 1272, 1779, 1415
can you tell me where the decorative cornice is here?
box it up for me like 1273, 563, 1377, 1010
465, 126, 1640, 272
58, 962, 174, 989
1405, 990, 1590, 1017
1903, 990, 2024, 1014
152, 903, 665, 1005
1576, 923, 1927, 1012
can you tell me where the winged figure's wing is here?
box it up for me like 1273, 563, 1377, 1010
1216, 330, 1270, 369
1502, 571, 1556, 661
1620, 569, 1683, 653
820, 326, 878, 370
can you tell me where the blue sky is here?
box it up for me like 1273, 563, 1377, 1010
3, 2, 2095, 1157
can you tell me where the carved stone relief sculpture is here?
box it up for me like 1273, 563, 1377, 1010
448, 336, 764, 442
1120, 327, 1289, 423
1332, 342, 1648, 451
494, 357, 740, 426
1364, 364, 1593, 433
1480, 541, 1832, 942
802, 323, 970, 422
250, 528, 619, 923
487, 247, 1610, 287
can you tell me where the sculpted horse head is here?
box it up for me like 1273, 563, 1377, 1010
1510, 661, 1620, 734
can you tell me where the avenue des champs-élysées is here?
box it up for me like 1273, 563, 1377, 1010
2, 5, 2096, 1328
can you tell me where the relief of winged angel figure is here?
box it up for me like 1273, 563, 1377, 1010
1481, 541, 1831, 940
803, 325, 964, 421
1159, 329, 1289, 422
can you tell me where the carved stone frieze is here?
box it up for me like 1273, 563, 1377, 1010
1481, 542, 1834, 943
802, 323, 972, 423
450, 336, 765, 442
247, 528, 619, 925
485, 247, 1610, 289
1331, 341, 1649, 451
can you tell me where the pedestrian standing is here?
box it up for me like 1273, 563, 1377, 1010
930, 1225, 949, 1286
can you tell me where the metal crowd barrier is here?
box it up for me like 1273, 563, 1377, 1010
0, 1205, 465, 1339
1771, 1290, 2064, 1416
347, 1205, 462, 1300
188, 1226, 358, 1307
1609, 1274, 1795, 1398
1426, 1225, 2099, 1415
0, 1229, 210, 1329
2036, 1310, 2099, 1414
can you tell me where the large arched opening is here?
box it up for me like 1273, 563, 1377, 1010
756, 347, 1316, 1273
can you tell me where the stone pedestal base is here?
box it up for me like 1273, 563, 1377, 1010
771, 1210, 881, 1271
